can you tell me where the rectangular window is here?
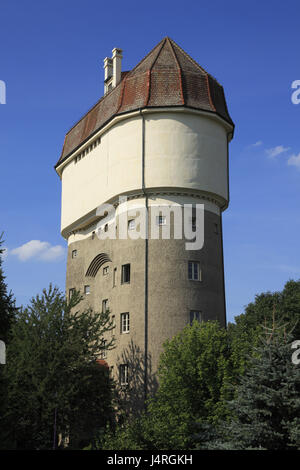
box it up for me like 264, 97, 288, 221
100, 340, 107, 359
156, 215, 166, 226
111, 315, 116, 337
72, 249, 77, 258
103, 266, 109, 275
120, 312, 130, 334
119, 364, 129, 386
84, 285, 90, 295
188, 261, 201, 281
121, 264, 130, 284
190, 310, 202, 325
69, 288, 75, 300
92, 231, 95, 240
128, 219, 136, 230
113, 267, 117, 287
102, 299, 108, 313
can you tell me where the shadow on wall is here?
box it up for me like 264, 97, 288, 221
115, 339, 158, 417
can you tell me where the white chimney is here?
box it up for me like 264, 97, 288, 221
103, 57, 113, 94
112, 48, 123, 88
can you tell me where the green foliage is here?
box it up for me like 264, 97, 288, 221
99, 321, 236, 450
98, 279, 300, 450
229, 279, 300, 346
2, 285, 115, 449
0, 233, 17, 448
98, 417, 150, 450
141, 321, 234, 449
211, 330, 300, 450
0, 233, 16, 343
225, 279, 300, 392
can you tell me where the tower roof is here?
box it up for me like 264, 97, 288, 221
56, 37, 234, 168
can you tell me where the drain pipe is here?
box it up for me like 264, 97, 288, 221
140, 108, 149, 406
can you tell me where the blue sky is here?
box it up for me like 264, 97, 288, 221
1, 0, 300, 323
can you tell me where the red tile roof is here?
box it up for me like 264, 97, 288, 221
56, 37, 234, 168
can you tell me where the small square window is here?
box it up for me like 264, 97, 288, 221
111, 315, 116, 337
121, 264, 130, 284
190, 310, 202, 325
72, 249, 77, 259
128, 219, 136, 230
102, 299, 108, 313
156, 215, 166, 226
188, 261, 201, 281
100, 340, 107, 359
120, 312, 130, 334
69, 288, 75, 300
84, 285, 90, 295
119, 364, 129, 386
103, 266, 109, 276
113, 267, 117, 287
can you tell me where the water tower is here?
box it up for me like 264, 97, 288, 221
55, 37, 234, 404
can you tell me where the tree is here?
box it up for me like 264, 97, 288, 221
100, 321, 235, 450
143, 321, 235, 449
2, 285, 115, 449
226, 280, 300, 388
211, 323, 300, 450
229, 280, 300, 345
98, 280, 300, 450
0, 233, 16, 343
0, 233, 17, 448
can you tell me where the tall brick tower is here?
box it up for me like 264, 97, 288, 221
55, 37, 234, 408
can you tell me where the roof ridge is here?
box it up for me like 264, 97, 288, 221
167, 38, 185, 105
127, 37, 167, 75
145, 38, 166, 106
168, 37, 222, 86
149, 37, 166, 71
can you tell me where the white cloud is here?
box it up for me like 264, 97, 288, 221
265, 145, 290, 158
10, 240, 65, 262
246, 141, 263, 149
287, 153, 300, 169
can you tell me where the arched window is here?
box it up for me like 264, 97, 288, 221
85, 253, 112, 277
